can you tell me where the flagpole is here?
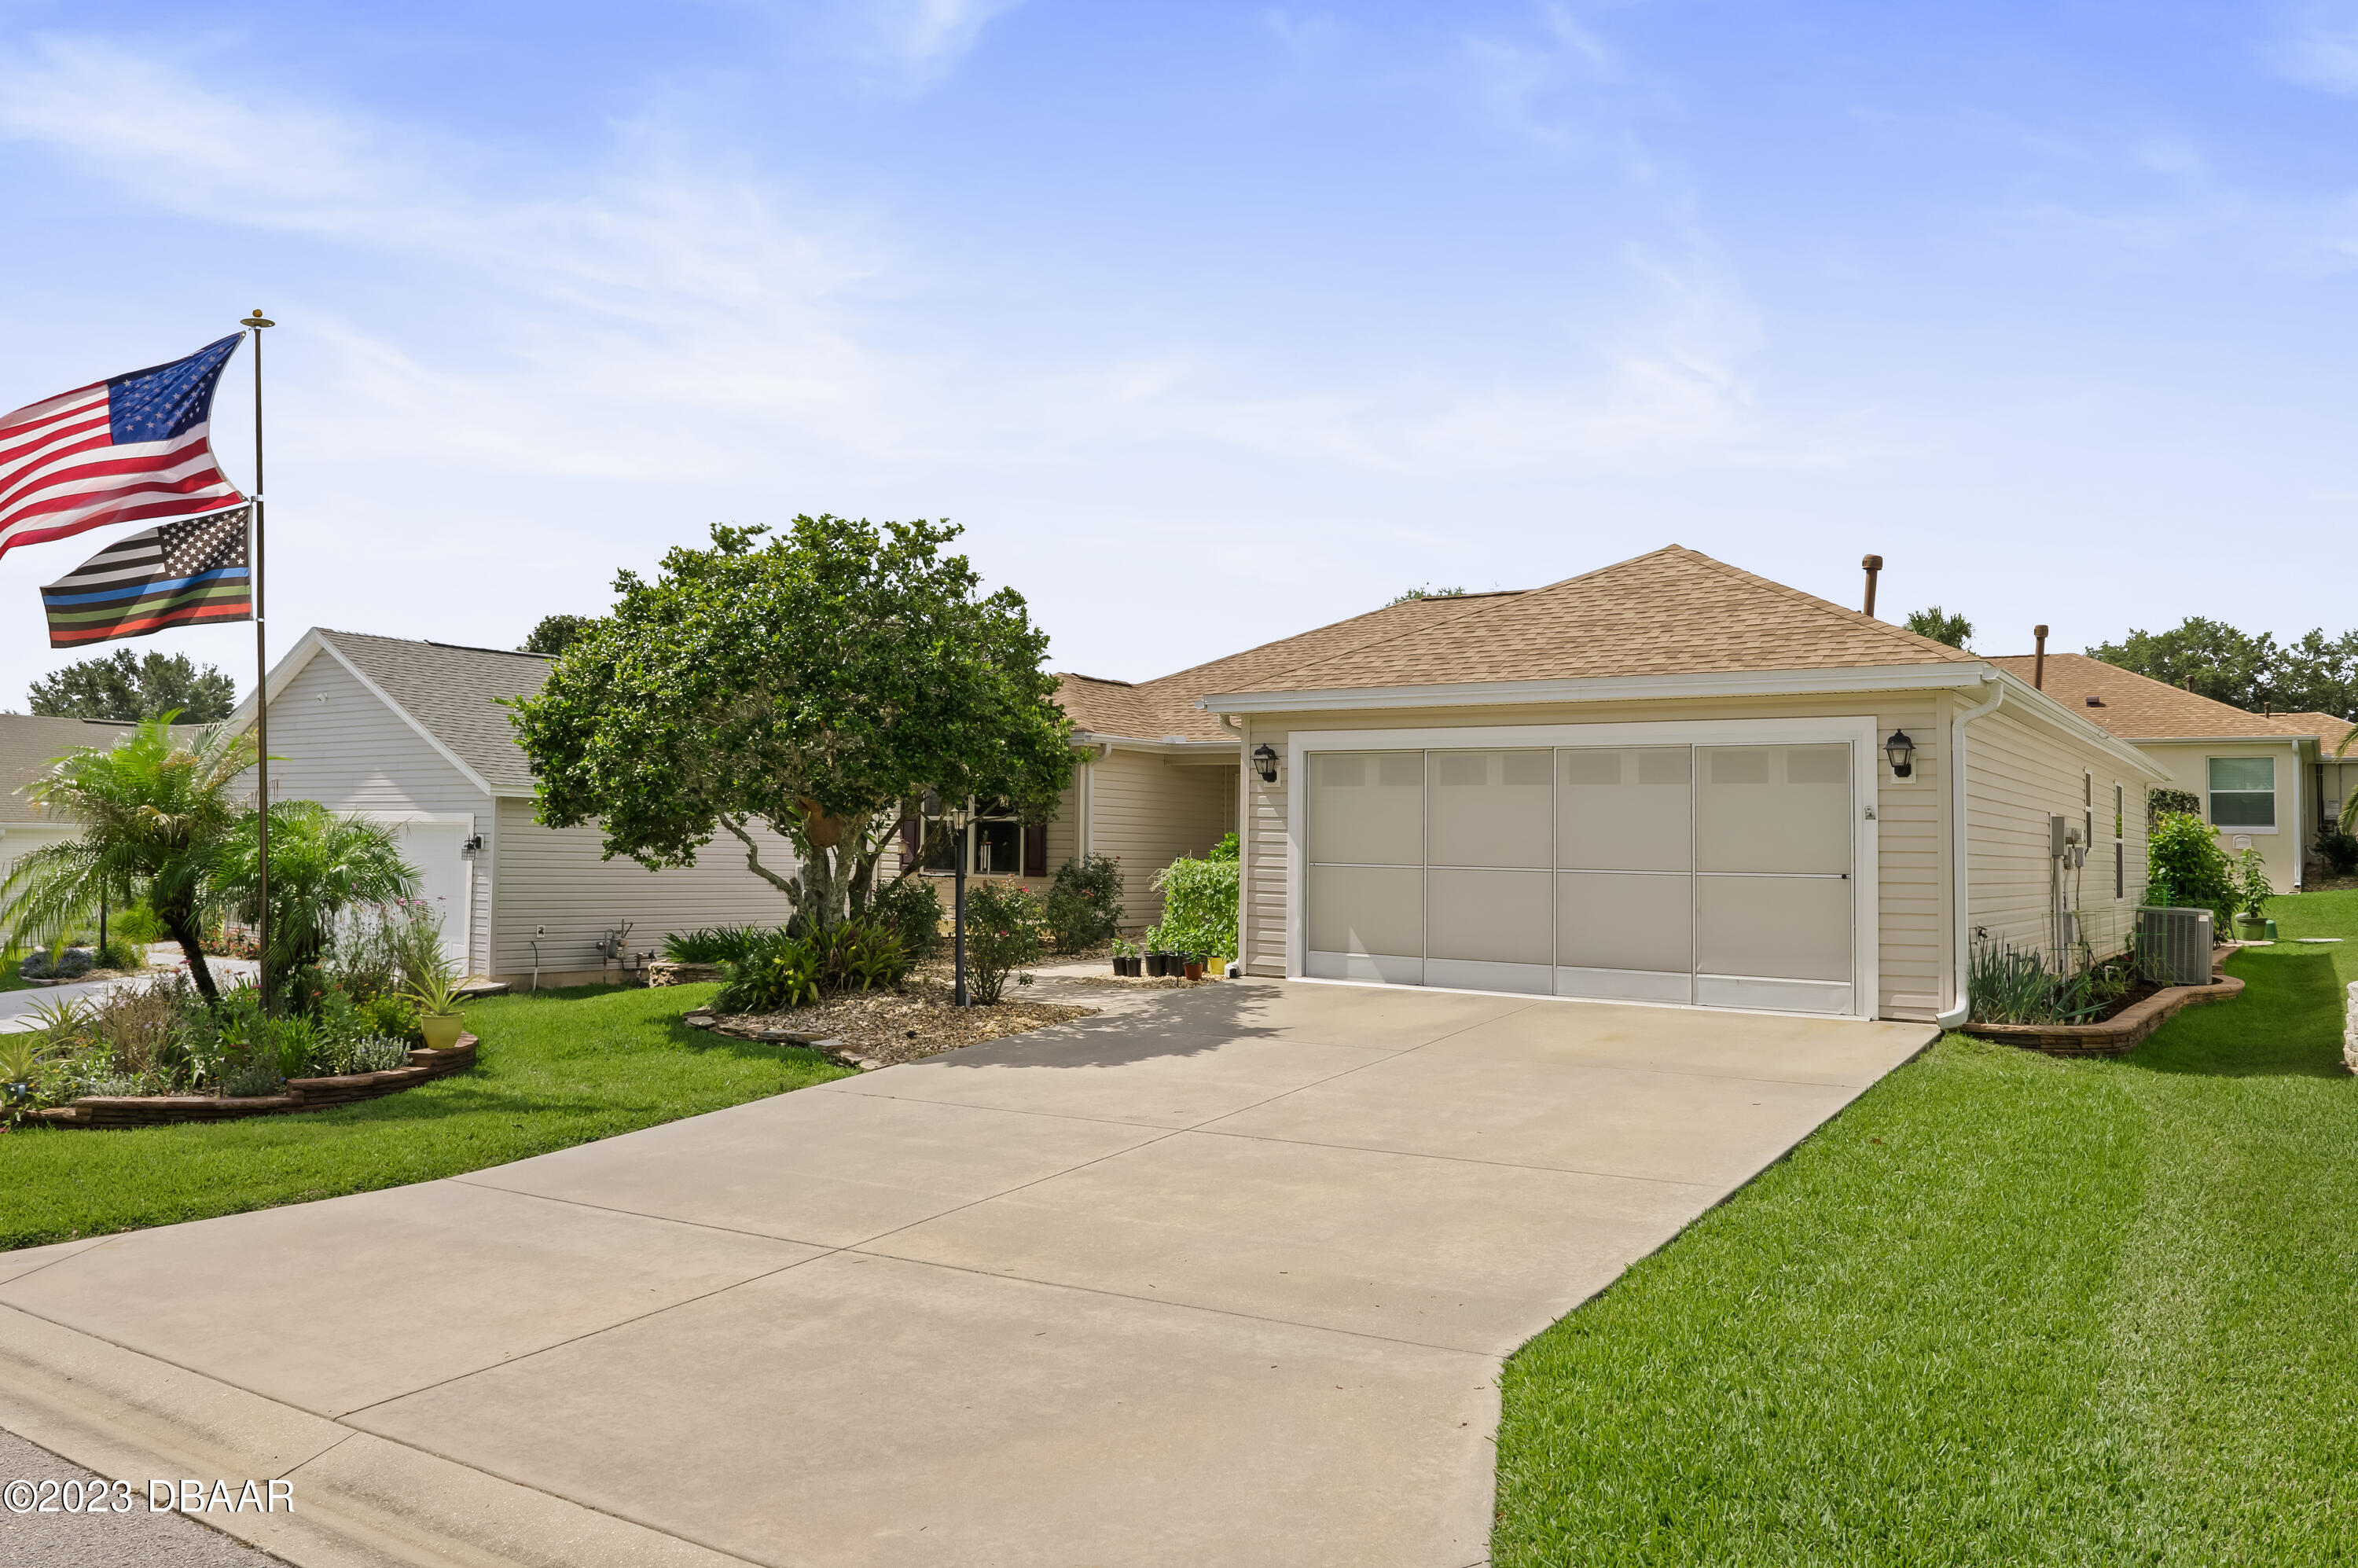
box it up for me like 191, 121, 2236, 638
241, 308, 274, 1010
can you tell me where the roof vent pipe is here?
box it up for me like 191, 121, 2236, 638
2033, 625, 2048, 690
1860, 554, 1882, 618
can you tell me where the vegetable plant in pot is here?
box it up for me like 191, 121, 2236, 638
404, 970, 476, 1051
1183, 954, 1204, 981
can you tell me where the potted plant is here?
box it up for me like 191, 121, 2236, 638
1182, 953, 1205, 981
404, 969, 476, 1051
2233, 847, 2274, 941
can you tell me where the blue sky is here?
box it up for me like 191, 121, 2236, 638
2, 1, 2356, 706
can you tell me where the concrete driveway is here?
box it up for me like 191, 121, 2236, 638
0, 980, 1934, 1568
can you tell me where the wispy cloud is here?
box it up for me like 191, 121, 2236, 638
2264, 3, 2358, 94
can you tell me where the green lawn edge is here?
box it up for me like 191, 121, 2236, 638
0, 982, 851, 1251
1491, 891, 2358, 1566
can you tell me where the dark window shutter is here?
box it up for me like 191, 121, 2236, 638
1023, 824, 1048, 878
901, 815, 920, 868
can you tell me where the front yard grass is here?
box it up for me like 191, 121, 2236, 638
1493, 890, 2358, 1566
0, 982, 848, 1251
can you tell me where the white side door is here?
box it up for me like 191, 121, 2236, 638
388, 819, 474, 972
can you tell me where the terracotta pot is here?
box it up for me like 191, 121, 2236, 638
419, 1012, 465, 1051
1184, 960, 1204, 981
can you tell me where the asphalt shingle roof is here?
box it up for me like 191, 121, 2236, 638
1052, 593, 1527, 742
315, 631, 552, 791
0, 716, 138, 823
1983, 653, 2305, 741
1216, 545, 1974, 696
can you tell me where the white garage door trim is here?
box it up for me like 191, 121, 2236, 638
1284, 717, 1882, 1019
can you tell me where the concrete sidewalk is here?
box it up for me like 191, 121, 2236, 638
0, 981, 1934, 1567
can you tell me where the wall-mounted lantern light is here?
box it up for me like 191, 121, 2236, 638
1883, 729, 1916, 780
461, 833, 485, 856
1251, 743, 1280, 784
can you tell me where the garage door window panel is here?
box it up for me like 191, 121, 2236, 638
1696, 744, 1850, 874
1555, 871, 1692, 975
1308, 751, 1424, 865
1556, 747, 1690, 872
1427, 750, 1551, 869
1427, 868, 1552, 965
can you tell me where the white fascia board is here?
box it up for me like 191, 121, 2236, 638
1070, 729, 1239, 758
227, 630, 501, 799
1985, 670, 2173, 781
1201, 661, 1994, 714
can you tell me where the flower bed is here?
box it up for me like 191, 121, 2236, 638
1961, 949, 2242, 1057
21, 1037, 478, 1129
686, 980, 1095, 1068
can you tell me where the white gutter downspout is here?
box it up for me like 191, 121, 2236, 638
1937, 681, 2007, 1029
1078, 740, 1112, 858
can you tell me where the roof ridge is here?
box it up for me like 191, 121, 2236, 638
1667, 547, 1978, 663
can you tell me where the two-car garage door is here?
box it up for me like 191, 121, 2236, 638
1303, 744, 1858, 1015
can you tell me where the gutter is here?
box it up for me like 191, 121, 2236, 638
1937, 681, 2006, 1030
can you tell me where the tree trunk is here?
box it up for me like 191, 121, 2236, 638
162, 904, 220, 1005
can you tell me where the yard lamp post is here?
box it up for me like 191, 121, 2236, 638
930, 792, 975, 1007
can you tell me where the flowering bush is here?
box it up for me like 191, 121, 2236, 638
1044, 854, 1124, 953
963, 880, 1045, 1004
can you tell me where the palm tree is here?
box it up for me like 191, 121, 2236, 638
0, 713, 253, 1003
208, 801, 420, 997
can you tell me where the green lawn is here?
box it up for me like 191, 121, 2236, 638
1493, 890, 2358, 1566
0, 982, 848, 1251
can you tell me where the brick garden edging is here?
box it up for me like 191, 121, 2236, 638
21, 1037, 479, 1130
1959, 949, 2241, 1058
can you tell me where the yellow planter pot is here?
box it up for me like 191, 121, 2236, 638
419, 1012, 465, 1051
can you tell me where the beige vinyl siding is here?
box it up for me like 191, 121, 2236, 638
235, 651, 497, 974
0, 824, 77, 913
1236, 692, 1958, 1019
1084, 748, 1239, 931
2132, 738, 2304, 896
1962, 700, 2150, 960
1243, 717, 1287, 977
488, 798, 805, 983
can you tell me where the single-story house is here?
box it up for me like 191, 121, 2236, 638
0, 715, 136, 910
1025, 545, 2173, 1024
1985, 652, 2346, 895
229, 630, 803, 988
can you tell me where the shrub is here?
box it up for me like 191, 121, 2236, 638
963, 881, 1045, 1004
2316, 824, 2358, 876
664, 924, 771, 965
868, 875, 944, 963
2147, 811, 2236, 926
2147, 786, 2201, 830
715, 931, 822, 1014
1149, 839, 1240, 962
1044, 854, 1125, 953
360, 992, 421, 1044
94, 937, 143, 971
108, 900, 166, 946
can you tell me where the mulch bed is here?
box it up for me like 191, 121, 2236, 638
688, 976, 1097, 1068
1960, 950, 2242, 1057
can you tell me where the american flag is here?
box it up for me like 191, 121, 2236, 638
0, 335, 248, 562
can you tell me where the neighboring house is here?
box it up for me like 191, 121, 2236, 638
228, 630, 803, 988
2277, 712, 2358, 844
0, 715, 135, 910
1177, 545, 2169, 1025
1985, 652, 2335, 896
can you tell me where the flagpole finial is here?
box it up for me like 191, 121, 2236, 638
241, 309, 274, 329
